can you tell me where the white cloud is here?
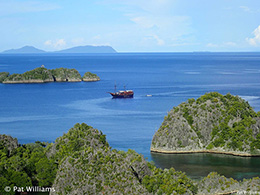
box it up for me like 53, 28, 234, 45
44, 40, 52, 46
206, 43, 218, 48
154, 35, 165, 46
127, 13, 192, 49
130, 16, 156, 29
0, 1, 60, 16
54, 39, 66, 48
44, 39, 66, 49
100, 0, 192, 49
246, 25, 260, 46
144, 35, 165, 46
206, 42, 237, 48
240, 6, 251, 12
102, 0, 176, 14
93, 35, 101, 40
224, 42, 237, 47
239, 5, 260, 13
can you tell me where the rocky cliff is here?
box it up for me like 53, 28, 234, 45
0, 72, 9, 83
48, 123, 195, 195
197, 172, 260, 194
50, 68, 82, 82
82, 72, 100, 82
151, 92, 260, 156
0, 134, 18, 156
0, 67, 100, 83
2, 67, 54, 83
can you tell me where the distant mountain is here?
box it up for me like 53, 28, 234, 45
2, 45, 117, 54
2, 46, 46, 53
56, 45, 117, 53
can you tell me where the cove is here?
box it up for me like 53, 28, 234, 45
151, 152, 260, 180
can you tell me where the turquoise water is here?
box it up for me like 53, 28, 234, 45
0, 52, 260, 179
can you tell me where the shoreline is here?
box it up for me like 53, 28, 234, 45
2, 79, 99, 84
150, 147, 260, 157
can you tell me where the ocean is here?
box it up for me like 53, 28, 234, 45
0, 52, 260, 180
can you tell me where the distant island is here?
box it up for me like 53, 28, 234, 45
2, 45, 117, 54
0, 67, 100, 84
2, 46, 46, 54
55, 45, 117, 53
151, 92, 260, 157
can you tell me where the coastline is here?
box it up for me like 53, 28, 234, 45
0, 67, 100, 84
150, 147, 260, 157
2, 79, 53, 84
2, 79, 97, 83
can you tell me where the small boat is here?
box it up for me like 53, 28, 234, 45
108, 85, 134, 98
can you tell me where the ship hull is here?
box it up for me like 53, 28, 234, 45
110, 93, 134, 98
108, 87, 134, 98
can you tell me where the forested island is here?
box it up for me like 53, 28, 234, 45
0, 123, 260, 195
151, 92, 260, 156
0, 67, 100, 84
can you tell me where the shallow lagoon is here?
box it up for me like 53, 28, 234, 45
151, 152, 260, 180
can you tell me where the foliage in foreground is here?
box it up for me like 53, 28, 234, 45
1, 122, 260, 194
0, 139, 57, 195
0, 123, 198, 195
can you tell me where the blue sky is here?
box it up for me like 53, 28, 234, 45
0, 0, 260, 52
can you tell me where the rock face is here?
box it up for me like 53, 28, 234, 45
82, 72, 100, 82
51, 68, 82, 82
197, 172, 260, 194
151, 92, 260, 156
1, 67, 100, 83
2, 67, 54, 83
47, 123, 198, 195
48, 123, 152, 195
0, 134, 19, 156
0, 72, 9, 82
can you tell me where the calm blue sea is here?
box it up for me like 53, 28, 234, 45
1, 52, 260, 180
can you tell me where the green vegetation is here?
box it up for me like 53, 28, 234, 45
0, 141, 57, 195
2, 67, 54, 83
0, 72, 9, 83
50, 68, 82, 82
1, 122, 260, 194
0, 123, 198, 194
142, 164, 198, 194
201, 93, 259, 152
19, 67, 53, 81
152, 92, 260, 155
1, 67, 100, 83
50, 123, 198, 194
82, 71, 100, 81
197, 172, 240, 194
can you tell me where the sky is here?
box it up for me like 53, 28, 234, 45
0, 0, 260, 52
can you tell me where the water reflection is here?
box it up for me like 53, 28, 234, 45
151, 152, 260, 180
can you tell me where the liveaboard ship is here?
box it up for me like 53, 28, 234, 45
108, 85, 134, 98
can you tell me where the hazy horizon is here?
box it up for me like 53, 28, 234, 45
0, 0, 260, 52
